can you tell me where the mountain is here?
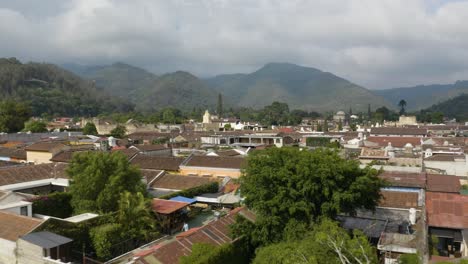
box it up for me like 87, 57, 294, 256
0, 58, 133, 116
206, 63, 391, 112
135, 71, 217, 112
62, 62, 158, 98
374, 81, 468, 111
423, 93, 468, 121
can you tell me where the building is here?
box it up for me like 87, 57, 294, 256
17, 231, 73, 264
179, 155, 245, 179
25, 142, 70, 164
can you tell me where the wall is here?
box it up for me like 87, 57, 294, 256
179, 167, 241, 179
17, 239, 44, 264
424, 159, 468, 176
26, 151, 53, 164
0, 238, 16, 264
0, 203, 32, 217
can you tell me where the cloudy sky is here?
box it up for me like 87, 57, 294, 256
1, 0, 468, 89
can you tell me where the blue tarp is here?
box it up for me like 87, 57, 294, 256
170, 196, 196, 204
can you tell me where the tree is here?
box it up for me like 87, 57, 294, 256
398, 99, 407, 115
323, 119, 329, 132
90, 223, 123, 260
224, 123, 232, 130
110, 125, 126, 138
338, 120, 343, 131
253, 219, 377, 264
238, 147, 383, 245
217, 93, 223, 117
367, 104, 371, 120
117, 191, 158, 240
162, 108, 177, 124
0, 100, 31, 133
83, 122, 98, 135
23, 120, 48, 132
430, 112, 444, 123
67, 151, 146, 213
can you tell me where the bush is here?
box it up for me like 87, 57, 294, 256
159, 182, 219, 199
90, 223, 124, 260
30, 192, 73, 218
399, 253, 420, 264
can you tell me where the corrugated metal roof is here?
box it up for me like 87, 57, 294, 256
20, 231, 72, 249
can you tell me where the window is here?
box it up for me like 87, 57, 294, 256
20, 206, 28, 216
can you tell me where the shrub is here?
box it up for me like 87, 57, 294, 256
159, 182, 219, 199
90, 223, 124, 260
30, 192, 73, 218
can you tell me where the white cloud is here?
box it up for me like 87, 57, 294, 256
0, 0, 468, 89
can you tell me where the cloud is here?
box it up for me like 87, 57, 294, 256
0, 0, 468, 89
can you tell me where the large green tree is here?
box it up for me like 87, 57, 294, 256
253, 219, 377, 264
82, 122, 98, 135
67, 151, 146, 213
110, 125, 127, 138
117, 191, 158, 240
0, 100, 31, 132
23, 120, 48, 133
239, 147, 383, 245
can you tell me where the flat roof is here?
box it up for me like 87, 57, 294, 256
21, 231, 72, 249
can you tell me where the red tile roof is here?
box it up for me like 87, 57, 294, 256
25, 142, 68, 152
426, 174, 460, 193
135, 207, 249, 264
370, 127, 427, 136
0, 163, 68, 186
426, 192, 468, 229
131, 154, 184, 171
150, 173, 213, 190
378, 171, 426, 188
184, 156, 245, 169
379, 191, 420, 209
0, 211, 43, 241
151, 199, 188, 215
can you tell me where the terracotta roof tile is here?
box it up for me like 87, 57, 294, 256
378, 171, 426, 188
0, 211, 43, 241
0, 163, 68, 186
426, 192, 468, 229
366, 136, 422, 148
131, 154, 184, 171
371, 127, 427, 136
25, 142, 68, 152
151, 199, 188, 214
112, 148, 140, 159
150, 174, 213, 190
426, 174, 461, 193
131, 144, 169, 152
379, 191, 420, 209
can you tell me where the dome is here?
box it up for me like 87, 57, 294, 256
404, 143, 413, 148
336, 111, 345, 115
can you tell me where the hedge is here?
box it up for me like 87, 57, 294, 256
29, 192, 73, 218
159, 182, 219, 199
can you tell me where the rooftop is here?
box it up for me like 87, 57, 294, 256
370, 127, 427, 136
0, 163, 68, 187
426, 174, 461, 193
20, 231, 72, 249
0, 211, 43, 241
184, 155, 245, 169
25, 141, 68, 152
379, 191, 420, 209
150, 173, 213, 190
378, 171, 426, 188
151, 199, 189, 215
131, 154, 184, 171
426, 192, 468, 229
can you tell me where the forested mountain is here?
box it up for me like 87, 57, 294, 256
0, 58, 133, 116
62, 62, 158, 98
423, 93, 468, 121
206, 63, 392, 112
374, 81, 468, 111
135, 71, 218, 112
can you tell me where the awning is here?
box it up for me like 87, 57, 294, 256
170, 196, 196, 204
430, 228, 463, 242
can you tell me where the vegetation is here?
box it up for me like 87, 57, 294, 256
237, 147, 384, 245
23, 120, 48, 132
398, 99, 407, 115
159, 182, 219, 199
110, 125, 127, 138
29, 192, 73, 218
0, 100, 31, 132
420, 93, 468, 121
398, 253, 420, 264
252, 219, 377, 264
82, 122, 98, 135
0, 58, 133, 117
67, 151, 146, 213
180, 240, 252, 264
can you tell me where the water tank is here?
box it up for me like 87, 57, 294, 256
409, 208, 417, 225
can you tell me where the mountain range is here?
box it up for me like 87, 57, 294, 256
64, 62, 392, 112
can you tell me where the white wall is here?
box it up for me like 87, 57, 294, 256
17, 239, 45, 264
0, 238, 16, 264
424, 157, 468, 176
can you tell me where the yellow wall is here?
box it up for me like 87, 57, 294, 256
26, 151, 53, 164
179, 167, 241, 179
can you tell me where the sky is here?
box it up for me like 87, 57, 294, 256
1, 0, 468, 89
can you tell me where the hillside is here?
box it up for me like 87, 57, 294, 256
62, 62, 158, 98
374, 81, 468, 111
424, 93, 468, 121
206, 63, 391, 112
0, 58, 133, 116
135, 71, 218, 112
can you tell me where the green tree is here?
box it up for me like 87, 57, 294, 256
398, 99, 407, 115
0, 100, 31, 132
430, 112, 444, 123
90, 223, 123, 260
367, 104, 371, 119
253, 219, 377, 264
67, 151, 146, 213
23, 120, 48, 132
110, 125, 126, 138
217, 93, 223, 116
83, 122, 98, 135
238, 147, 383, 245
224, 123, 232, 130
398, 253, 420, 264
117, 191, 158, 240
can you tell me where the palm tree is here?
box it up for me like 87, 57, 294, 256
398, 99, 407, 115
